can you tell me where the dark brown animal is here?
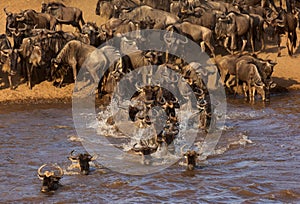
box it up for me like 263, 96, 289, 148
37, 164, 64, 193
41, 2, 85, 32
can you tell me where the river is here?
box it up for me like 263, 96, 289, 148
0, 92, 299, 203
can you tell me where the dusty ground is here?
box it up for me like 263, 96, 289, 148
0, 0, 300, 104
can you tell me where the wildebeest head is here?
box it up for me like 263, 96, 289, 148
38, 163, 64, 193
41, 3, 47, 13
181, 146, 200, 170
132, 140, 158, 156
4, 8, 23, 37
50, 58, 62, 81
263, 80, 276, 102
215, 16, 232, 39
68, 150, 96, 175
82, 22, 101, 46
263, 60, 277, 80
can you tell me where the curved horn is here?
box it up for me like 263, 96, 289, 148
197, 98, 207, 109
135, 82, 143, 92
165, 73, 179, 83
4, 7, 11, 16
37, 164, 48, 177
16, 24, 28, 32
170, 97, 179, 105
68, 150, 78, 160
180, 144, 188, 156
178, 36, 188, 44
158, 96, 166, 105
132, 143, 144, 152
7, 25, 16, 31
163, 31, 175, 45
53, 164, 64, 178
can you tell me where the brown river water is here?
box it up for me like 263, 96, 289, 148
0, 92, 299, 203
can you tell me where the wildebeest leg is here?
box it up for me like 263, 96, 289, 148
75, 23, 82, 32
234, 74, 239, 97
230, 34, 237, 53
250, 85, 255, 101
242, 82, 248, 98
224, 37, 232, 54
204, 41, 215, 58
58, 75, 64, 88
277, 33, 282, 57
200, 41, 205, 53
72, 65, 77, 81
220, 70, 228, 86
240, 37, 247, 53
27, 64, 32, 89
287, 32, 293, 56
98, 71, 109, 97
259, 24, 265, 51
8, 75, 14, 90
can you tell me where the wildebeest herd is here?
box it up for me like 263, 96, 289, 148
0, 0, 299, 193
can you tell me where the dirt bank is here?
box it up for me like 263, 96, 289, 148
0, 0, 300, 104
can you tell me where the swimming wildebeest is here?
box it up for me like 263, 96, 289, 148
37, 163, 64, 193
68, 150, 97, 175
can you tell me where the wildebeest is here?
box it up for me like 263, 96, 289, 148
143, 0, 171, 11
183, 150, 200, 170
41, 2, 85, 32
19, 37, 43, 89
119, 5, 179, 29
216, 52, 277, 101
165, 22, 215, 58
0, 49, 19, 89
15, 9, 57, 30
0, 34, 18, 89
96, 0, 139, 19
51, 40, 121, 88
215, 11, 254, 54
95, 0, 116, 19
68, 150, 96, 175
37, 163, 64, 193
266, 9, 297, 56
235, 59, 266, 101
180, 145, 200, 170
4, 8, 26, 37
180, 7, 217, 31
233, 0, 278, 11
95, 0, 171, 19
0, 34, 12, 50
82, 22, 102, 47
